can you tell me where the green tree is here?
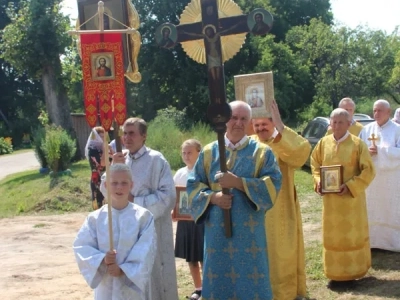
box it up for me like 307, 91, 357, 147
250, 35, 313, 121
61, 44, 84, 113
267, 0, 333, 41
286, 19, 399, 119
390, 49, 400, 95
1, 0, 74, 132
0, 0, 45, 145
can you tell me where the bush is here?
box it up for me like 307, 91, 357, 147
41, 126, 62, 173
146, 111, 215, 170
185, 122, 215, 146
32, 127, 48, 168
355, 97, 375, 116
147, 115, 184, 170
57, 129, 76, 171
36, 125, 76, 173
155, 106, 193, 131
0, 137, 13, 155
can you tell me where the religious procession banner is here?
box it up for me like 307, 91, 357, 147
80, 33, 127, 131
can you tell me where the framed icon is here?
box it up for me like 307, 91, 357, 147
320, 165, 343, 194
91, 52, 115, 81
234, 71, 275, 118
172, 186, 193, 221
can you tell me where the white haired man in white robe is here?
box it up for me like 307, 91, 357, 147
359, 99, 400, 252
101, 117, 178, 299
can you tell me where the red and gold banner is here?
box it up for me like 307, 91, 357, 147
80, 34, 127, 131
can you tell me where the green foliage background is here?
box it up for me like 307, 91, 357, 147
0, 0, 400, 148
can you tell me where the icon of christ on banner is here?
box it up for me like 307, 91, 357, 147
91, 52, 115, 81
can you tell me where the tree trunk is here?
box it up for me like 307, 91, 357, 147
41, 64, 74, 133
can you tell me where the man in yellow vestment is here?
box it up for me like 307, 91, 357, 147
311, 108, 376, 288
252, 99, 311, 299
326, 97, 363, 136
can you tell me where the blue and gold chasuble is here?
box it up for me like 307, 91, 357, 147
187, 138, 282, 300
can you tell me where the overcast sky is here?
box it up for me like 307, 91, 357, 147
61, 0, 399, 34
330, 0, 399, 33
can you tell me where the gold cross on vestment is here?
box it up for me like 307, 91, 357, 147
206, 268, 218, 285
368, 133, 380, 146
206, 247, 216, 256
223, 241, 239, 259
247, 266, 265, 285
245, 241, 262, 259
227, 292, 239, 300
244, 215, 258, 234
225, 266, 240, 284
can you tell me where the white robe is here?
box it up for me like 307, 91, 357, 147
101, 147, 179, 300
73, 203, 156, 300
173, 166, 190, 186
359, 120, 400, 251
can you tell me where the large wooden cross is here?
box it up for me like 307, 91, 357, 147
156, 0, 273, 238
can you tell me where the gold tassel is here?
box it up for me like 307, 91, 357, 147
119, 127, 123, 137
105, 132, 110, 143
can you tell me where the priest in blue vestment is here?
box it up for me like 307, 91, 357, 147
187, 101, 282, 300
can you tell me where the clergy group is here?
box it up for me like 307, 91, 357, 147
73, 97, 400, 300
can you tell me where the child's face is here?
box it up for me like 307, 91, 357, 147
181, 145, 199, 168
108, 171, 133, 202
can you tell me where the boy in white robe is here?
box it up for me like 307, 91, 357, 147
73, 163, 156, 300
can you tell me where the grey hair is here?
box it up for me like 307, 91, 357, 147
110, 163, 132, 181
123, 117, 147, 136
229, 100, 252, 119
374, 99, 390, 109
330, 108, 351, 121
338, 97, 355, 108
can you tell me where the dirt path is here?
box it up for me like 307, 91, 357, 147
0, 213, 184, 300
0, 150, 40, 180
0, 150, 189, 299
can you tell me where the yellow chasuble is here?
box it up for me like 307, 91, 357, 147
252, 126, 311, 299
311, 133, 376, 281
326, 121, 363, 136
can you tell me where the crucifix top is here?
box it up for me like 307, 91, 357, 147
155, 0, 273, 126
155, 0, 273, 63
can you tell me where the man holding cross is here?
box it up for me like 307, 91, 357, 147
359, 99, 400, 251
187, 101, 282, 299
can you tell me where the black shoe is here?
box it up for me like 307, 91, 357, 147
327, 280, 356, 290
187, 290, 202, 300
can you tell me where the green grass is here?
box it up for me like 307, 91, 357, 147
0, 160, 91, 218
305, 241, 325, 281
